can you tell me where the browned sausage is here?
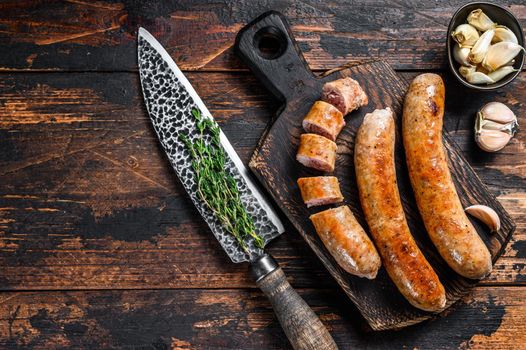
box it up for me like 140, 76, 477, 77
322, 77, 368, 115
296, 133, 337, 172
297, 176, 344, 207
302, 101, 345, 141
310, 206, 381, 279
402, 73, 492, 279
355, 107, 446, 311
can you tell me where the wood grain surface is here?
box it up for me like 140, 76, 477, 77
0, 0, 525, 348
0, 0, 525, 72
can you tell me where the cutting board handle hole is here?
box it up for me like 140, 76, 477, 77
253, 26, 287, 60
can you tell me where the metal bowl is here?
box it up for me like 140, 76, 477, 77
447, 2, 524, 90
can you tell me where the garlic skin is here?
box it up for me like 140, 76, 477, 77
451, 24, 480, 48
492, 26, 518, 44
476, 129, 512, 152
469, 29, 495, 64
467, 9, 497, 31
482, 41, 525, 72
453, 44, 472, 66
475, 102, 518, 152
479, 101, 517, 124
465, 205, 501, 232
465, 71, 495, 84
487, 66, 518, 83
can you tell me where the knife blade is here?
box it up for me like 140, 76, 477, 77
137, 26, 337, 350
138, 27, 283, 263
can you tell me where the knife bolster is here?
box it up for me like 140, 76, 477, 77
250, 254, 279, 283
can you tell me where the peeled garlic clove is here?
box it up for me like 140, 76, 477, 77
465, 71, 495, 84
467, 9, 497, 31
451, 24, 480, 48
479, 101, 517, 124
465, 205, 501, 232
459, 65, 476, 78
469, 29, 495, 64
482, 41, 525, 71
487, 66, 518, 83
475, 129, 512, 152
453, 44, 472, 66
492, 26, 518, 44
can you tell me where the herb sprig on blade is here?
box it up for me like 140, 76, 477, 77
179, 108, 264, 252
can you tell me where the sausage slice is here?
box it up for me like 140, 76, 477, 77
355, 107, 446, 312
402, 73, 492, 279
296, 133, 337, 172
322, 77, 368, 115
310, 206, 381, 279
302, 101, 345, 141
297, 176, 344, 207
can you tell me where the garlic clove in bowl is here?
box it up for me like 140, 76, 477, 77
482, 41, 525, 71
467, 9, 497, 31
469, 29, 495, 64
492, 25, 519, 44
451, 23, 480, 48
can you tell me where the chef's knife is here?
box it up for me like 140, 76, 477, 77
137, 28, 337, 350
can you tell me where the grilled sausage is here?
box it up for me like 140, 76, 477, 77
310, 206, 381, 279
297, 176, 344, 207
302, 101, 345, 141
322, 77, 368, 115
296, 133, 337, 172
355, 107, 446, 311
402, 73, 492, 279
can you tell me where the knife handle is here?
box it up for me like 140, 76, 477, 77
251, 255, 338, 350
235, 11, 314, 103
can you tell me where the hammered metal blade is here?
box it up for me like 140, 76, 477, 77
138, 28, 283, 263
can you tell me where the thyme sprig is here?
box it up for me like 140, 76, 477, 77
179, 108, 264, 252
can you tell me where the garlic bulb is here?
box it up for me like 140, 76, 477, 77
467, 9, 497, 31
487, 66, 517, 83
465, 71, 495, 84
465, 205, 501, 232
475, 102, 518, 152
451, 24, 480, 48
453, 44, 472, 66
492, 26, 518, 44
482, 41, 525, 72
469, 29, 495, 64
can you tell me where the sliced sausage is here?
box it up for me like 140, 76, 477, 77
310, 206, 381, 279
402, 73, 492, 279
297, 176, 344, 207
296, 133, 337, 172
322, 77, 368, 115
302, 101, 345, 141
355, 107, 446, 312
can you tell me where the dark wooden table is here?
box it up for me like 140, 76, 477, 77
0, 1, 524, 349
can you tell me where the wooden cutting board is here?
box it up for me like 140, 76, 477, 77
234, 11, 516, 330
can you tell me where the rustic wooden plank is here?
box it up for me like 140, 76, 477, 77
0, 286, 522, 349
0, 71, 524, 291
0, 0, 525, 71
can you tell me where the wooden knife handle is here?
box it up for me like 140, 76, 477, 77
235, 11, 314, 102
251, 255, 338, 350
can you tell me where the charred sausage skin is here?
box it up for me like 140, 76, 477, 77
296, 133, 337, 172
402, 74, 492, 279
355, 107, 446, 311
302, 101, 345, 141
310, 206, 381, 279
297, 176, 344, 208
